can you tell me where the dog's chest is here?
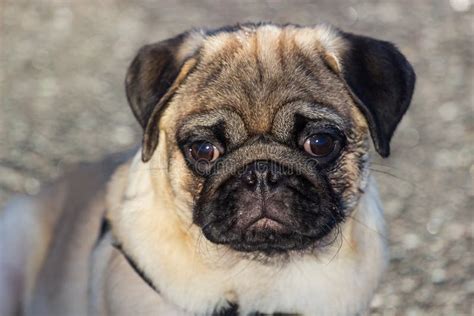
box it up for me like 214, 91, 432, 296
95, 242, 370, 316
215, 257, 366, 315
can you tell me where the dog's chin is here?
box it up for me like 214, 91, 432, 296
228, 232, 319, 255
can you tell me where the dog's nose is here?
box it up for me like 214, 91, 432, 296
240, 161, 284, 189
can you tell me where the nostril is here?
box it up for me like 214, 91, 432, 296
267, 171, 281, 184
243, 171, 257, 186
240, 161, 287, 188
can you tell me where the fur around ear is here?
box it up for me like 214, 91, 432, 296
339, 32, 416, 157
125, 32, 201, 162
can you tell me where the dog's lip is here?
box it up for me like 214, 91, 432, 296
244, 213, 293, 234
248, 217, 285, 230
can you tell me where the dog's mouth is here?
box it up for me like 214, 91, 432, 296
226, 221, 320, 254
201, 210, 338, 254
247, 217, 287, 231
230, 213, 296, 253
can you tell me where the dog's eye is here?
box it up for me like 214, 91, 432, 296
304, 134, 336, 157
189, 141, 220, 162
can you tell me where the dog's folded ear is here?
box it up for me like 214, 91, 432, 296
338, 32, 416, 157
125, 32, 202, 162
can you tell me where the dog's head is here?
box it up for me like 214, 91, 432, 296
125, 23, 415, 255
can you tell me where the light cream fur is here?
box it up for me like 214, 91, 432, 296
109, 145, 387, 315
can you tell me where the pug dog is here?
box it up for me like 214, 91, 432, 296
0, 22, 415, 316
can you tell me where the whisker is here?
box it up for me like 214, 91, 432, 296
324, 225, 343, 264
226, 257, 253, 281
346, 214, 389, 243
369, 167, 414, 186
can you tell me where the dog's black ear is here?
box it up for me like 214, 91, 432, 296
125, 32, 201, 162
339, 32, 416, 157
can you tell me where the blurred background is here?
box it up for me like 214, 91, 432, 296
0, 0, 472, 314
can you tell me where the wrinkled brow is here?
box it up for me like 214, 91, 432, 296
272, 100, 348, 142
176, 108, 248, 147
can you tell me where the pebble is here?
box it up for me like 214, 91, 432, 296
431, 268, 447, 284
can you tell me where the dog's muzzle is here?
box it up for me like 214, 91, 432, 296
194, 160, 344, 254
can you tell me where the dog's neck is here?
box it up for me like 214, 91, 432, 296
106, 151, 388, 315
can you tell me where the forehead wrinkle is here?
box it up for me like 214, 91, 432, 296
197, 32, 271, 134
197, 35, 243, 90
278, 41, 353, 117
178, 108, 248, 145
300, 104, 347, 127
187, 26, 350, 136
196, 34, 258, 104
237, 28, 306, 133
271, 101, 349, 141
255, 25, 284, 81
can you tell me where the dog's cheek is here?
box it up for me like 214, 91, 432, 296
147, 132, 199, 226
162, 106, 207, 201
169, 150, 203, 206
327, 140, 370, 213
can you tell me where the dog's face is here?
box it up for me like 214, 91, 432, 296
125, 23, 415, 255
172, 40, 369, 254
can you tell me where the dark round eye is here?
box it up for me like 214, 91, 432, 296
189, 142, 220, 162
303, 133, 336, 157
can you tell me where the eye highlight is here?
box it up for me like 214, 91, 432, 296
303, 133, 337, 157
189, 141, 220, 162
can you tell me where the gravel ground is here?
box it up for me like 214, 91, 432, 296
1, 0, 472, 314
